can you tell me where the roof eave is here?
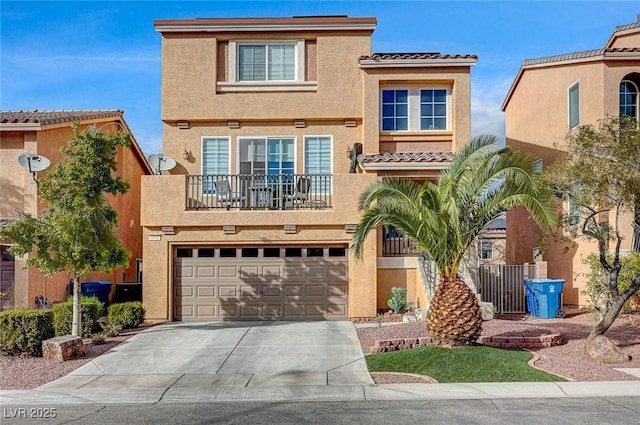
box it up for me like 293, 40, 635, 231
359, 162, 451, 171
359, 58, 478, 68
0, 122, 42, 131
154, 22, 377, 33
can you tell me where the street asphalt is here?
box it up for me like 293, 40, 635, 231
2, 321, 640, 405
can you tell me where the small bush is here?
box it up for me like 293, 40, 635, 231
387, 287, 414, 313
0, 309, 54, 356
103, 324, 122, 337
51, 296, 104, 337
91, 333, 106, 345
108, 302, 145, 329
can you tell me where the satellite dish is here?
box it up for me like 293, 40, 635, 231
18, 153, 51, 184
147, 154, 176, 175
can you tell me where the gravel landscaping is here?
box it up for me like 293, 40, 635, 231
357, 311, 640, 384
2, 312, 639, 389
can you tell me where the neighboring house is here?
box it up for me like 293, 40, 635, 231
142, 15, 476, 321
0, 110, 152, 309
477, 216, 506, 266
502, 18, 640, 307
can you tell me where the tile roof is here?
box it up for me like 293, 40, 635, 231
485, 217, 506, 231
613, 20, 640, 33
0, 218, 11, 229
522, 47, 640, 67
358, 152, 454, 164
359, 52, 478, 61
0, 110, 123, 126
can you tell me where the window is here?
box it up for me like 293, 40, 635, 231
203, 137, 230, 194
198, 248, 215, 258
239, 138, 294, 177
567, 194, 581, 227
176, 248, 193, 258
479, 241, 493, 260
219, 248, 237, 258
241, 248, 259, 257
382, 90, 408, 131
1, 246, 15, 262
304, 136, 332, 194
420, 89, 447, 130
238, 44, 295, 82
264, 248, 280, 257
285, 247, 302, 257
620, 80, 638, 120
533, 159, 543, 174
568, 81, 580, 129
328, 247, 346, 257
307, 248, 323, 257
381, 86, 449, 132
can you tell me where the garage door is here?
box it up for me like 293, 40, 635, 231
174, 245, 348, 321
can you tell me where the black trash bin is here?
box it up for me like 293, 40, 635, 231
68, 281, 113, 305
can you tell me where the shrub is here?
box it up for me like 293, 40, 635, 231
103, 324, 122, 337
91, 333, 106, 345
51, 296, 105, 337
582, 251, 640, 317
108, 302, 145, 329
0, 309, 54, 356
387, 287, 414, 314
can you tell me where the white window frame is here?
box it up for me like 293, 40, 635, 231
380, 85, 451, 132
568, 80, 580, 129
202, 136, 231, 175
220, 40, 312, 93
236, 136, 297, 176
304, 135, 333, 194
620, 80, 639, 120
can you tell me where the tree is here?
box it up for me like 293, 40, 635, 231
546, 116, 640, 350
351, 135, 556, 346
0, 124, 131, 337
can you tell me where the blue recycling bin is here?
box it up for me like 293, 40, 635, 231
69, 281, 113, 304
523, 278, 566, 319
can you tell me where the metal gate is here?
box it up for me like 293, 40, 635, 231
477, 264, 536, 314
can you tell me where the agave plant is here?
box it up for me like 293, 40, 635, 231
351, 135, 556, 346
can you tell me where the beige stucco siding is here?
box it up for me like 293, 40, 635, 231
161, 122, 358, 177
362, 67, 471, 155
161, 32, 371, 121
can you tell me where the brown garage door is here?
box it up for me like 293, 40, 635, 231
174, 245, 348, 321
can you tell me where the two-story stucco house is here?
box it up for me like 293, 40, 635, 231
0, 110, 152, 309
502, 19, 640, 307
142, 16, 476, 321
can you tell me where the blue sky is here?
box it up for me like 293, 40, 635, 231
1, 1, 637, 156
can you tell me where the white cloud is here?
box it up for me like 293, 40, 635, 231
471, 75, 514, 147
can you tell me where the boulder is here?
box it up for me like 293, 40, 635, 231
42, 335, 85, 361
586, 335, 631, 364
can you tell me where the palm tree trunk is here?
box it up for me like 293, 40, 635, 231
426, 277, 482, 346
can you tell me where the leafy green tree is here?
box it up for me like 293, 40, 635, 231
0, 124, 131, 337
546, 116, 640, 346
352, 135, 556, 346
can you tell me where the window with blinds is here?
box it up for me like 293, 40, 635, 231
304, 136, 331, 194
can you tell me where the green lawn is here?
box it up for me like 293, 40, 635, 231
365, 345, 566, 383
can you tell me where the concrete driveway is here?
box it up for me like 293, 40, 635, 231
43, 321, 373, 393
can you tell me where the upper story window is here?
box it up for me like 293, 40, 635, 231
479, 241, 493, 260
203, 137, 230, 175
304, 136, 332, 194
381, 86, 450, 132
620, 80, 638, 120
568, 81, 580, 129
238, 44, 295, 82
420, 89, 447, 130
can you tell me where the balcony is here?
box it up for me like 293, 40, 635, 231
382, 226, 416, 256
186, 174, 332, 210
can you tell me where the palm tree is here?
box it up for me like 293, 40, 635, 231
351, 135, 556, 346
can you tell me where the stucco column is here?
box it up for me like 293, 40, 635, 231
348, 233, 377, 318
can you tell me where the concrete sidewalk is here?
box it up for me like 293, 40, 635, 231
2, 381, 640, 405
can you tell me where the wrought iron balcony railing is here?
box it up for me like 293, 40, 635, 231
382, 226, 417, 256
186, 174, 332, 210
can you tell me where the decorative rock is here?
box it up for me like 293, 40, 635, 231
586, 335, 631, 364
42, 335, 85, 361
